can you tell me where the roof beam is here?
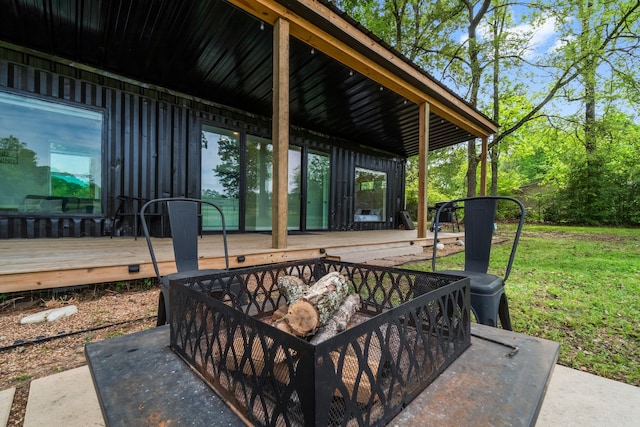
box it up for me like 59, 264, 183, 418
227, 0, 497, 139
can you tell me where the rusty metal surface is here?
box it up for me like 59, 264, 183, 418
86, 323, 558, 426
85, 325, 245, 427
390, 323, 560, 427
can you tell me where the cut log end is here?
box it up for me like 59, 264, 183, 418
286, 300, 320, 336
275, 319, 295, 335
272, 304, 288, 322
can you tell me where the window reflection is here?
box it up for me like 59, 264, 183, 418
354, 167, 386, 222
201, 126, 240, 230
306, 151, 329, 229
0, 91, 103, 214
288, 147, 301, 230
245, 135, 273, 231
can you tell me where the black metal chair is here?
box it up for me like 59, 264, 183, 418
109, 195, 148, 238
140, 197, 241, 326
431, 196, 525, 330
429, 201, 461, 232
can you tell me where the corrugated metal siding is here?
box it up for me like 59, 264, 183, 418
329, 147, 405, 231
0, 50, 405, 238
0, 54, 198, 238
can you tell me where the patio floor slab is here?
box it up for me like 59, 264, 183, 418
0, 387, 14, 427
23, 366, 104, 427
14, 362, 640, 426
536, 364, 640, 426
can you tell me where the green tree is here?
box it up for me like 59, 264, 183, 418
208, 134, 241, 199
0, 135, 49, 201
337, 0, 640, 224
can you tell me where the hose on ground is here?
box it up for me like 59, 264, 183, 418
0, 315, 157, 353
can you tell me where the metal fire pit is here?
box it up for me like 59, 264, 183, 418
169, 258, 470, 427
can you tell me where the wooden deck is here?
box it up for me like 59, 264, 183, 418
0, 230, 460, 293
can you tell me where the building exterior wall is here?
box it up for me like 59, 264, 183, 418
0, 48, 406, 238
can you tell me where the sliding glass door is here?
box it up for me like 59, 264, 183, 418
245, 135, 272, 231
288, 147, 301, 230
202, 125, 329, 232
201, 126, 240, 230
306, 151, 329, 229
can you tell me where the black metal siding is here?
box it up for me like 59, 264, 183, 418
329, 147, 405, 231
0, 50, 405, 238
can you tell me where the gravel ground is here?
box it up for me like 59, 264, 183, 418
0, 286, 159, 426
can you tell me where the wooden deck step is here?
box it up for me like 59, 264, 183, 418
325, 233, 461, 263
326, 241, 424, 263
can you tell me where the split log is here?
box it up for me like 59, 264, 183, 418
285, 272, 349, 336
277, 275, 308, 304
310, 294, 361, 345
331, 351, 380, 404
222, 331, 295, 383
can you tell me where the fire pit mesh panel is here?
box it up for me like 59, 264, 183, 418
169, 259, 470, 427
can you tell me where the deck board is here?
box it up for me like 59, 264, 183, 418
0, 230, 459, 293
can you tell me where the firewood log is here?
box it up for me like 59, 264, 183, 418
272, 304, 288, 322
285, 272, 349, 336
310, 294, 361, 344
277, 275, 308, 304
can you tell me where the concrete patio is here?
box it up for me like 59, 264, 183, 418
1, 362, 639, 426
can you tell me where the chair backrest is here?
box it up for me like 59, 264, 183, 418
462, 198, 498, 273
166, 200, 200, 273
432, 196, 526, 281
140, 197, 230, 281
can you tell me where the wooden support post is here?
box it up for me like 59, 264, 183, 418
272, 18, 290, 249
480, 136, 488, 196
417, 103, 430, 239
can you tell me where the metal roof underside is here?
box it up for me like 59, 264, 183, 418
0, 0, 487, 158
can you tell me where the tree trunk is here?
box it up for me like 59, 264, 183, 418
490, 148, 499, 196
467, 140, 479, 197
463, 0, 490, 197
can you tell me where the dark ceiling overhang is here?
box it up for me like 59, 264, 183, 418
0, 0, 497, 158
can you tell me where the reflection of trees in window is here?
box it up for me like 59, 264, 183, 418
1, 91, 103, 213
201, 128, 241, 230
246, 140, 272, 195
0, 135, 48, 199
51, 176, 97, 198
244, 137, 273, 230
307, 154, 329, 195
289, 164, 301, 196
289, 152, 328, 195
212, 134, 240, 198
246, 140, 272, 219
306, 152, 330, 229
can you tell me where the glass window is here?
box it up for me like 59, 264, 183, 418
245, 135, 273, 231
201, 126, 240, 231
288, 147, 301, 230
354, 167, 386, 222
0, 91, 103, 214
306, 151, 330, 229
243, 137, 303, 231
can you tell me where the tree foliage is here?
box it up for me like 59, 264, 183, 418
335, 0, 640, 225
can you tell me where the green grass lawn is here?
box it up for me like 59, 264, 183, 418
403, 224, 640, 387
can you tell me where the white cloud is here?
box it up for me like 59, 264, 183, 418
462, 13, 564, 60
